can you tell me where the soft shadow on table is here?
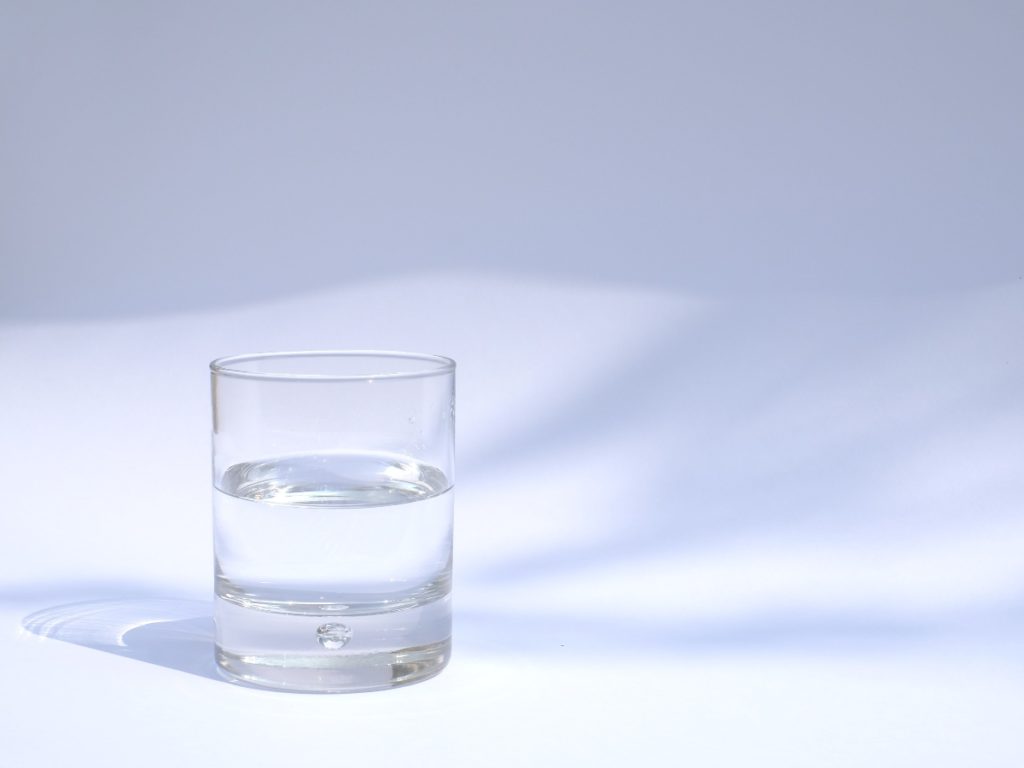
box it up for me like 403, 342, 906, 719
14, 584, 1021, 681
22, 595, 962, 678
20, 595, 226, 683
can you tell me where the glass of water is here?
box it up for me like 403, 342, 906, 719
210, 351, 455, 692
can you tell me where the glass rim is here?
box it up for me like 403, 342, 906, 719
209, 350, 456, 382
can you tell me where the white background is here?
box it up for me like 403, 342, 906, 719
2, 3, 1022, 765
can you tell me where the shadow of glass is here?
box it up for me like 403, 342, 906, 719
22, 598, 235, 684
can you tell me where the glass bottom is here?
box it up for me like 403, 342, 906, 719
214, 595, 451, 693
215, 639, 450, 693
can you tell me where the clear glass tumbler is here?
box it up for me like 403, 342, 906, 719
210, 351, 455, 692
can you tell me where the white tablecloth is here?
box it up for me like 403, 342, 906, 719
2, 275, 1021, 766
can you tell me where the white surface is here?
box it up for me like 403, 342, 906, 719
2, 275, 1022, 765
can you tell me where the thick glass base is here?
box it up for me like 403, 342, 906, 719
215, 639, 450, 692
214, 595, 451, 693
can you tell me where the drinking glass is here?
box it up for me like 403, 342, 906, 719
210, 351, 455, 692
